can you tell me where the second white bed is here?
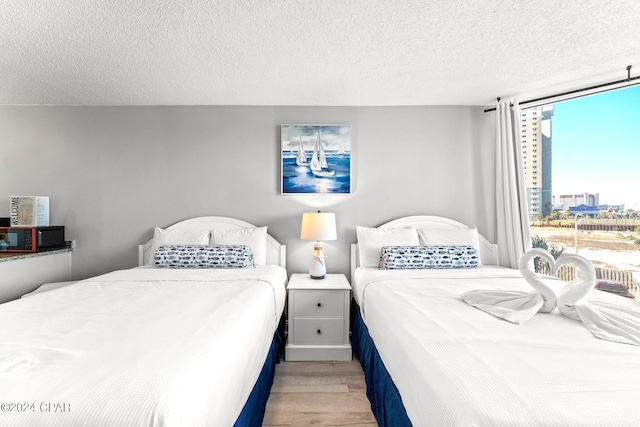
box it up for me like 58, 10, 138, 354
352, 215, 640, 426
354, 267, 640, 426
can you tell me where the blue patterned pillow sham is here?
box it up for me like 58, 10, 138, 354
379, 245, 479, 269
154, 245, 253, 269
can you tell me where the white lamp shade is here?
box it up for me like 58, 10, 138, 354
300, 212, 337, 241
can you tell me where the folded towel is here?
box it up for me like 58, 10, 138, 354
461, 248, 561, 324
518, 248, 559, 313
461, 289, 545, 324
555, 254, 596, 321
555, 254, 640, 346
577, 295, 640, 346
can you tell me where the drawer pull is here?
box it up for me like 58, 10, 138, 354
317, 329, 321, 334
317, 302, 322, 308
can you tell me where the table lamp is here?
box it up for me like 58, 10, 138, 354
300, 211, 337, 279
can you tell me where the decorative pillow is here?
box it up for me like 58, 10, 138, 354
210, 226, 268, 266
356, 226, 420, 268
154, 245, 253, 269
379, 245, 479, 269
417, 227, 482, 265
148, 227, 211, 264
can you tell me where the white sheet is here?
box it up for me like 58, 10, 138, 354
0, 265, 287, 427
353, 265, 527, 312
355, 266, 640, 426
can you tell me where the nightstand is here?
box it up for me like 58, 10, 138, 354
285, 273, 352, 361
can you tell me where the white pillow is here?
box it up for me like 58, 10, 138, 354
417, 227, 482, 264
211, 226, 268, 266
356, 226, 419, 268
148, 227, 211, 265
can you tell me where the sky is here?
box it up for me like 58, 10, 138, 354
550, 84, 640, 210
281, 125, 351, 153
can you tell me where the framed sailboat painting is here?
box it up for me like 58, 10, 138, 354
281, 124, 351, 194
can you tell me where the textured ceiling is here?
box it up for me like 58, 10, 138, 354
2, 0, 639, 106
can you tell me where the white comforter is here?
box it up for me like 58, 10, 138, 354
0, 265, 287, 427
354, 266, 640, 426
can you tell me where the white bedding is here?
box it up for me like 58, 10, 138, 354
0, 265, 287, 427
354, 266, 640, 426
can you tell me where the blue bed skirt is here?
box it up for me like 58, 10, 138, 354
233, 324, 283, 427
353, 306, 412, 427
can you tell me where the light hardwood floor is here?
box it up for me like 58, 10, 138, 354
263, 360, 377, 426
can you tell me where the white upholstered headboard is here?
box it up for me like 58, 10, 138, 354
138, 216, 286, 268
350, 215, 498, 277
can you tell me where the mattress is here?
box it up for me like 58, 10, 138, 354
0, 265, 287, 427
354, 266, 640, 426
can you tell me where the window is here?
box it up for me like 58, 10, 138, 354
522, 85, 640, 298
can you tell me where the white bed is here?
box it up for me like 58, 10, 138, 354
352, 215, 640, 426
0, 217, 287, 427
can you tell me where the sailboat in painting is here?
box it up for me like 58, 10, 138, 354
310, 129, 335, 177
295, 138, 308, 166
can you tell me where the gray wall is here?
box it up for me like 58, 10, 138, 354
1, 106, 495, 280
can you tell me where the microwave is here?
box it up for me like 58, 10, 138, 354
0, 226, 66, 253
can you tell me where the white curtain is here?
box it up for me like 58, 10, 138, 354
495, 99, 531, 268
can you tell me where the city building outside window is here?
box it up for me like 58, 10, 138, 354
521, 85, 640, 298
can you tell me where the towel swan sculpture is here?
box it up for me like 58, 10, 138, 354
463, 248, 640, 346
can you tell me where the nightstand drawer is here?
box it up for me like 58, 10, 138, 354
292, 290, 345, 318
293, 319, 345, 345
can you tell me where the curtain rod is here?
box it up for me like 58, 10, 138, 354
484, 65, 639, 112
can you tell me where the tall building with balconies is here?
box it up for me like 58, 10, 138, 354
521, 105, 554, 222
